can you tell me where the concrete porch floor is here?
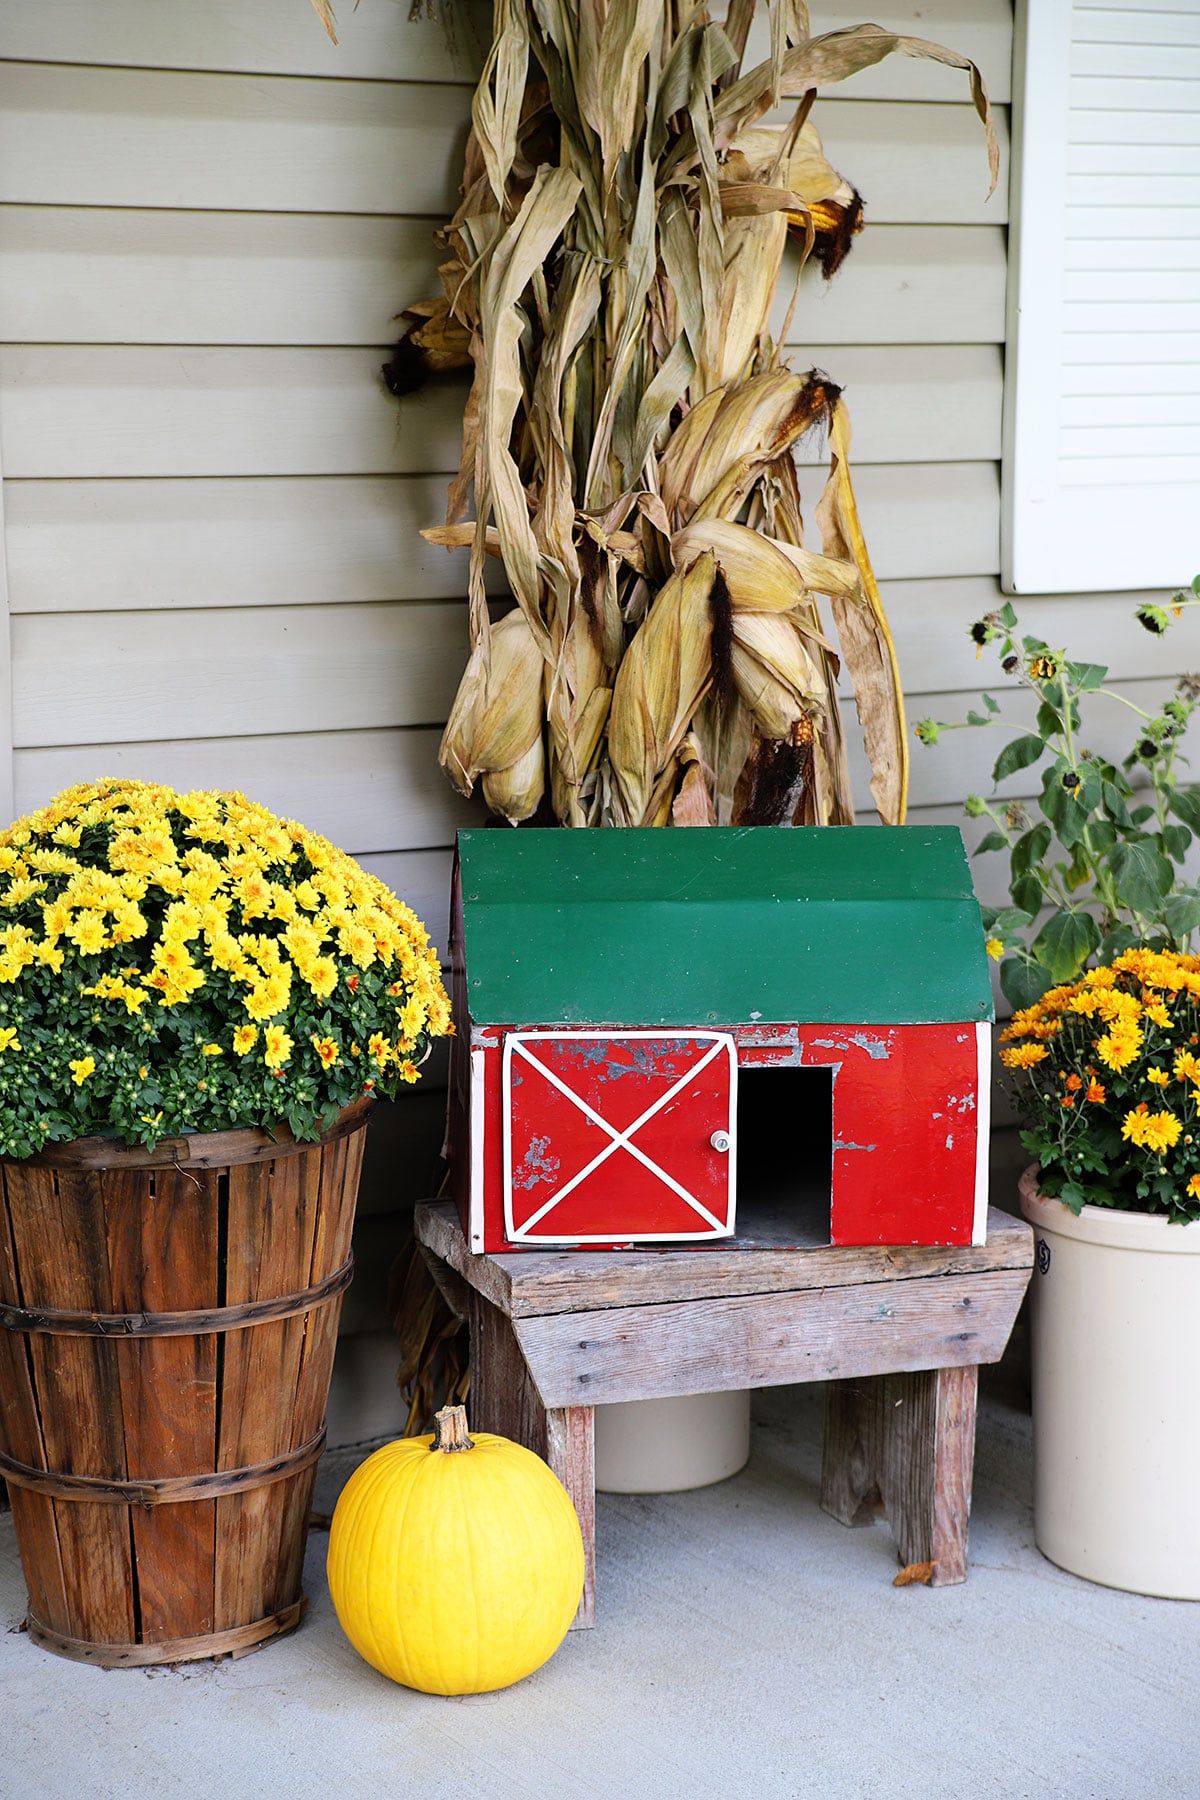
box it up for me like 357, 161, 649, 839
3, 1366, 1198, 1800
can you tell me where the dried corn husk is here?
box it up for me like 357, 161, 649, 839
440, 606, 545, 819
608, 552, 718, 826
411, 0, 996, 829
731, 610, 825, 740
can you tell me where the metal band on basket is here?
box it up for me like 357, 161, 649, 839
0, 1253, 353, 1338
25, 1597, 309, 1667
0, 1425, 327, 1506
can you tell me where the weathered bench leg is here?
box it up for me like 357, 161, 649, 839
821, 1366, 978, 1585
469, 1292, 596, 1628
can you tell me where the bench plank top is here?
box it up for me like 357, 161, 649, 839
414, 1201, 1034, 1322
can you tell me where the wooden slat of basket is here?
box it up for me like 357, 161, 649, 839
216, 1151, 310, 1633
7, 1164, 135, 1644
106, 1162, 219, 1645
274, 1125, 366, 1605
0, 1170, 71, 1631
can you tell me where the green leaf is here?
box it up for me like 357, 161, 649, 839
1010, 822, 1052, 879
992, 906, 1035, 932
1012, 873, 1044, 917
1066, 660, 1107, 692
992, 733, 1045, 783
1102, 780, 1133, 828
973, 830, 1008, 855
1076, 764, 1104, 812
1065, 848, 1091, 892
1168, 786, 1200, 834
1085, 819, 1116, 856
966, 709, 991, 727
1040, 769, 1088, 849
1032, 909, 1100, 981
1163, 891, 1200, 939
1130, 804, 1155, 826
1000, 957, 1055, 1011
983, 692, 1000, 713
1162, 824, 1192, 862
999, 601, 1017, 628
1036, 700, 1063, 738
1109, 839, 1174, 913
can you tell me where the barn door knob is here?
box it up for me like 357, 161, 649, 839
710, 1131, 730, 1153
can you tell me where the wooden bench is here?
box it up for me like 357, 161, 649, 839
413, 1201, 1033, 1628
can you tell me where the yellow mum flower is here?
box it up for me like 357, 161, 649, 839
1175, 1051, 1200, 1083
367, 1031, 390, 1068
1146, 1066, 1171, 1087
67, 910, 108, 955
232, 1025, 258, 1055
311, 1035, 339, 1069
1144, 1000, 1172, 1029
201, 1042, 223, 1056
1096, 1024, 1143, 1072
305, 957, 338, 1000
1189, 1175, 1200, 1201
0, 1027, 20, 1052
2, 876, 47, 906
69, 1056, 96, 1086
263, 1024, 293, 1069
1000, 1043, 1049, 1069
1121, 1107, 1182, 1153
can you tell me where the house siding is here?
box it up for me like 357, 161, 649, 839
0, 0, 1186, 1438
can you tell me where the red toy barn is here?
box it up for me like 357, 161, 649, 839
445, 826, 994, 1253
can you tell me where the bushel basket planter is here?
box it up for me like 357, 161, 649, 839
0, 1099, 371, 1667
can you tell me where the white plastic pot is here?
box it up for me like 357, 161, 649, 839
1020, 1166, 1200, 1600
593, 1390, 751, 1494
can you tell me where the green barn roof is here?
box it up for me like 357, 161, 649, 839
455, 826, 993, 1029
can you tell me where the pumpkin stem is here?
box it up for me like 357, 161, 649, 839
431, 1404, 475, 1453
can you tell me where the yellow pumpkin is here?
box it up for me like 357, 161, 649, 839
326, 1404, 585, 1694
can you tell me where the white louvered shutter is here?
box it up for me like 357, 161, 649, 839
1002, 0, 1200, 594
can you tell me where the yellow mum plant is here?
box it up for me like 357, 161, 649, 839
1000, 947, 1200, 1222
0, 780, 451, 1159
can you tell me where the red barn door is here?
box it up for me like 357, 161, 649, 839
503, 1030, 737, 1243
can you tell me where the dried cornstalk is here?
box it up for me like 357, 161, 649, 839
404, 4, 995, 827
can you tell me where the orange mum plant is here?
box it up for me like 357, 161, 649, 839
1000, 948, 1200, 1222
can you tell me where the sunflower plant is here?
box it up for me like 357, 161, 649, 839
0, 780, 451, 1160
1000, 948, 1200, 1221
916, 584, 1200, 1011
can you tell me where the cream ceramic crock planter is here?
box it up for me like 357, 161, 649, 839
594, 1392, 752, 1494
1019, 1166, 1200, 1600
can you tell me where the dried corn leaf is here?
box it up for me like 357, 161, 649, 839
715, 25, 998, 198
477, 165, 583, 647
471, 0, 531, 206
814, 399, 908, 824
309, 0, 337, 45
